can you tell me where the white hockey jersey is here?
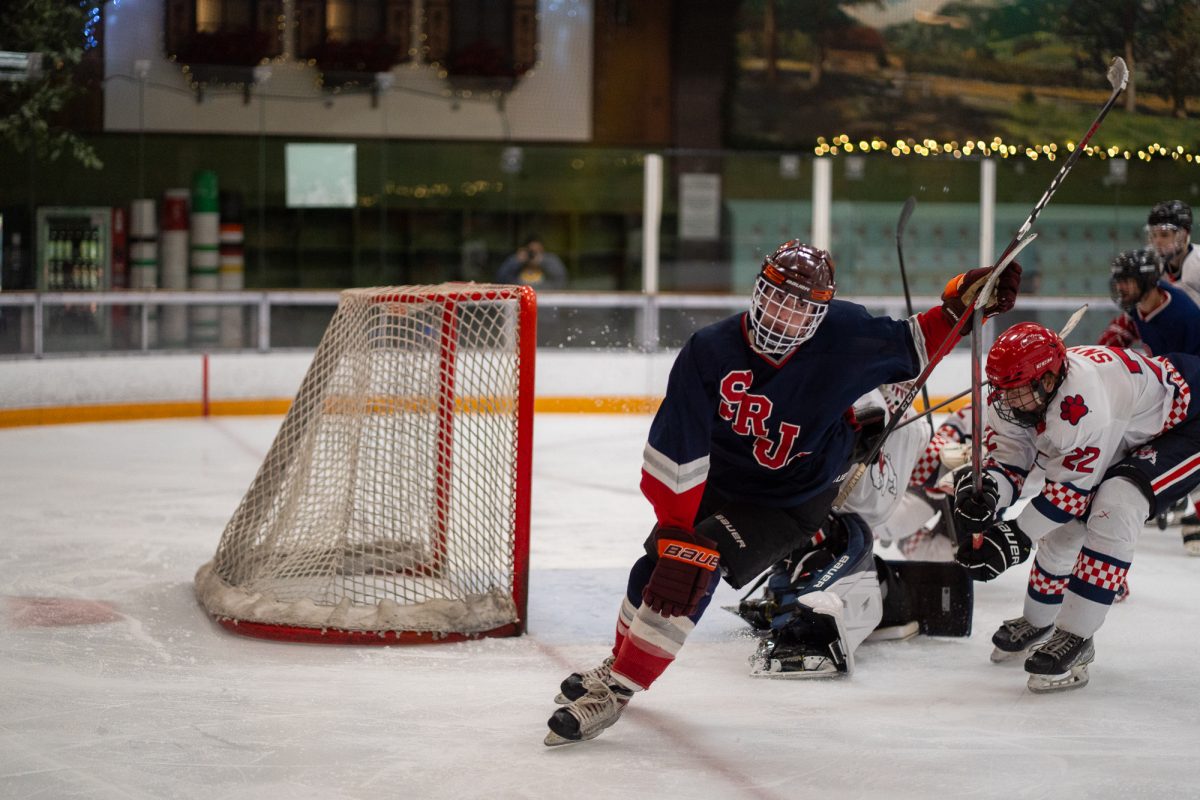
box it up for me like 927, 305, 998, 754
843, 385, 927, 530
1166, 244, 1200, 305
984, 346, 1190, 540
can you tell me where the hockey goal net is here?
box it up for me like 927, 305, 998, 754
195, 284, 536, 643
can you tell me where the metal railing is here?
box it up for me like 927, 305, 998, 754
0, 290, 1108, 359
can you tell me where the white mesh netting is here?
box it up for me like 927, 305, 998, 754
195, 284, 534, 639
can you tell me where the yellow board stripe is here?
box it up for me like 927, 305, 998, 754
0, 395, 969, 428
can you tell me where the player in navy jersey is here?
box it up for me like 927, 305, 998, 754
952, 322, 1200, 692
543, 240, 1022, 746
1098, 248, 1200, 356
1097, 248, 1200, 553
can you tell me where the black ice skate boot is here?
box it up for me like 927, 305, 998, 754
544, 677, 633, 747
554, 655, 614, 704
990, 616, 1053, 663
1024, 627, 1095, 693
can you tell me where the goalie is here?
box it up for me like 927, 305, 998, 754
736, 387, 974, 678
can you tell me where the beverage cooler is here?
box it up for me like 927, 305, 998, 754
36, 206, 113, 347
37, 207, 112, 291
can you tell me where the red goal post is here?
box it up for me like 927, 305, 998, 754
195, 284, 536, 643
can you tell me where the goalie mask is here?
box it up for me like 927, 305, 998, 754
1110, 248, 1161, 311
1146, 200, 1192, 263
749, 241, 836, 355
985, 322, 1067, 428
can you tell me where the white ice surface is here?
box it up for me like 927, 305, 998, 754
2, 412, 1200, 799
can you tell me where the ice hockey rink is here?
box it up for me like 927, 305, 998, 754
3, 410, 1200, 799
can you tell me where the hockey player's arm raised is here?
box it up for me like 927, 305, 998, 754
907, 262, 1023, 366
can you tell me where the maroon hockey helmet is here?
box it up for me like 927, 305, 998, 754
986, 321, 1067, 427
749, 240, 837, 355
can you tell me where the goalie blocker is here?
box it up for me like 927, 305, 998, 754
737, 513, 972, 678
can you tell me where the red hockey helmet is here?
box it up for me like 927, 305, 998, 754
749, 240, 837, 355
986, 322, 1067, 427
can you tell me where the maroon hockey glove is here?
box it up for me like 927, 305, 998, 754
941, 261, 1022, 331
955, 520, 1031, 582
643, 528, 720, 617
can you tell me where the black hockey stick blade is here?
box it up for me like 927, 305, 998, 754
883, 560, 973, 637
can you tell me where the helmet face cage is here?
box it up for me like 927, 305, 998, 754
750, 278, 829, 354
990, 380, 1056, 428
1146, 201, 1192, 261
747, 241, 836, 355
1110, 249, 1161, 310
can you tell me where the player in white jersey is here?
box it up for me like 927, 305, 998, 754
951, 321, 1200, 692
1147, 200, 1200, 304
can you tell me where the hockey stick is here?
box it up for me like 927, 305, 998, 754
833, 57, 1125, 511
968, 57, 1127, 497
832, 233, 1036, 510
892, 304, 1089, 434
895, 196, 934, 435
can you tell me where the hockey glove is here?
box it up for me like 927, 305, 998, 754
849, 404, 887, 464
941, 261, 1022, 331
643, 528, 720, 617
955, 520, 1031, 582
952, 468, 1000, 541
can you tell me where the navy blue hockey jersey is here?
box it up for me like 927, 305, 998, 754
640, 300, 946, 531
1132, 281, 1200, 356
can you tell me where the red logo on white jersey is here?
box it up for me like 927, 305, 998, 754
1060, 394, 1089, 425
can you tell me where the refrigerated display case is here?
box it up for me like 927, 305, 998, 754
36, 206, 113, 347
37, 206, 112, 291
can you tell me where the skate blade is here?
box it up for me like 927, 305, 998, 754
553, 692, 570, 705
990, 647, 1031, 664
544, 730, 586, 747
866, 621, 919, 643
1026, 664, 1090, 694
1183, 537, 1200, 557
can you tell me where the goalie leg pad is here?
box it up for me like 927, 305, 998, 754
748, 514, 883, 678
749, 591, 852, 679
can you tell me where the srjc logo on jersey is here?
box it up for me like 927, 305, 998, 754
718, 370, 811, 469
1059, 394, 1089, 425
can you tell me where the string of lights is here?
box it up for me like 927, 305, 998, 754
815, 134, 1200, 164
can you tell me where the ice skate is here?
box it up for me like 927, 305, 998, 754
544, 677, 632, 746
1182, 525, 1200, 556
990, 616, 1053, 663
1025, 628, 1095, 693
748, 634, 846, 679
554, 656, 614, 704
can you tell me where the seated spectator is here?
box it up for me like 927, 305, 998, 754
496, 235, 567, 290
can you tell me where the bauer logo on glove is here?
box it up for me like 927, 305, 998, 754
659, 540, 720, 571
